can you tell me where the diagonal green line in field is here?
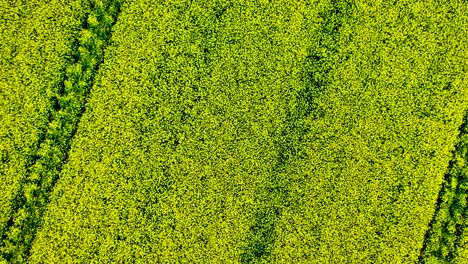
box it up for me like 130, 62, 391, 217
0, 0, 92, 243
419, 111, 468, 263
0, 1, 123, 262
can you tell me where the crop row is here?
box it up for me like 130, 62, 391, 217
455, 230, 468, 263
0, 0, 122, 262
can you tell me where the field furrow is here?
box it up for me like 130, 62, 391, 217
240, 1, 354, 263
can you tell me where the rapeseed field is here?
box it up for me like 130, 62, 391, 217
1, 0, 467, 263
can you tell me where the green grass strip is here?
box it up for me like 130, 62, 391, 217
416, 2, 468, 263
0, 0, 122, 262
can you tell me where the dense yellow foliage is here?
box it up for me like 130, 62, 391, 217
0, 0, 467, 263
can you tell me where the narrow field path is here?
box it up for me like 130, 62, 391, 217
0, 1, 93, 262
